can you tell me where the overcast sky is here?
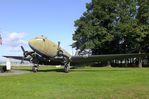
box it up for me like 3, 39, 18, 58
0, 0, 91, 61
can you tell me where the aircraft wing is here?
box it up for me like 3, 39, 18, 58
71, 53, 149, 63
3, 56, 30, 61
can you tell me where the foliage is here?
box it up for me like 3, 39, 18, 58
73, 0, 149, 54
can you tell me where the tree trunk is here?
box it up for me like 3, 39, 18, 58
138, 57, 142, 68
125, 59, 128, 67
138, 52, 142, 68
107, 61, 111, 67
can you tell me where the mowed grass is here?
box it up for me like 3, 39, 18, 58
0, 66, 149, 99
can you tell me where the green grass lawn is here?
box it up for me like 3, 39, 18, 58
0, 66, 149, 99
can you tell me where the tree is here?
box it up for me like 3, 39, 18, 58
72, 0, 149, 56
136, 0, 149, 53
73, 0, 118, 54
116, 0, 149, 54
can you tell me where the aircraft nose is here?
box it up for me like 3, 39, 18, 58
28, 39, 36, 46
28, 39, 40, 50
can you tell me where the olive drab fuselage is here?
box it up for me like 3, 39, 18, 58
28, 36, 71, 58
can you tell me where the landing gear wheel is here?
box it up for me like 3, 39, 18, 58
64, 63, 70, 73
62, 56, 70, 73
32, 66, 38, 72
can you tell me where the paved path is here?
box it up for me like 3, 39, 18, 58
0, 70, 31, 76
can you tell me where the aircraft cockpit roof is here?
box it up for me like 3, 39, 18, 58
35, 35, 47, 39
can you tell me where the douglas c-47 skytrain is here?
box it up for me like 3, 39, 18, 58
3, 36, 149, 73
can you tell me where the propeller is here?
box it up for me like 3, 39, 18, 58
20, 59, 24, 64
58, 41, 60, 51
57, 41, 63, 56
21, 46, 25, 53
21, 46, 29, 57
20, 46, 32, 64
20, 46, 38, 64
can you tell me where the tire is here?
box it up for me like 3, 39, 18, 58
64, 64, 70, 73
32, 66, 38, 72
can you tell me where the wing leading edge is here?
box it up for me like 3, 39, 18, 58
71, 53, 149, 63
3, 56, 30, 61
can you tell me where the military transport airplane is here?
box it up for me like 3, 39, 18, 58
3, 36, 149, 73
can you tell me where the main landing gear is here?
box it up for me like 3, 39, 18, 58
64, 61, 70, 73
57, 41, 70, 73
63, 56, 70, 73
32, 64, 39, 72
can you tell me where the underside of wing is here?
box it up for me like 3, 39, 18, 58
3, 56, 30, 61
71, 53, 149, 63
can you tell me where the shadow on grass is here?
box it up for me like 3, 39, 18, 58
38, 68, 64, 72
14, 68, 65, 72
13, 67, 130, 73
71, 69, 130, 73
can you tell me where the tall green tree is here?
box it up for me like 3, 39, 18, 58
72, 0, 149, 55
136, 0, 149, 53
116, 0, 149, 53
73, 0, 118, 54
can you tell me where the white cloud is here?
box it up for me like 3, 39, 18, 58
9, 32, 25, 41
4, 32, 27, 52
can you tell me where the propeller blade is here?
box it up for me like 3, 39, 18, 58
21, 46, 25, 53
21, 46, 28, 57
20, 59, 24, 64
58, 41, 60, 50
